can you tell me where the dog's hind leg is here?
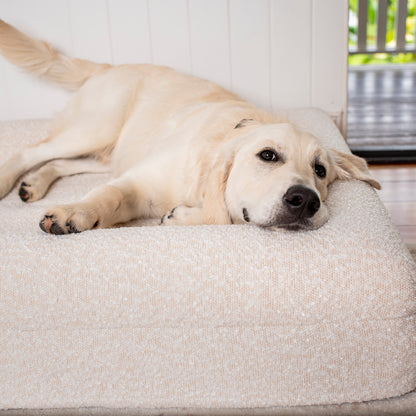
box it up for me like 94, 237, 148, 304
19, 158, 110, 202
0, 121, 116, 200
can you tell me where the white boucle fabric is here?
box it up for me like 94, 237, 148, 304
0, 109, 415, 413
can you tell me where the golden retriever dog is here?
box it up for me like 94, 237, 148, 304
0, 19, 380, 234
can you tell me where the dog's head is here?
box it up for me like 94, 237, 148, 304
203, 120, 380, 230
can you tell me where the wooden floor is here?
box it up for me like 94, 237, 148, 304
348, 64, 416, 150
348, 64, 416, 244
369, 164, 416, 245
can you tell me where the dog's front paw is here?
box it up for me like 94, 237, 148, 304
160, 206, 203, 226
160, 207, 177, 225
39, 205, 98, 235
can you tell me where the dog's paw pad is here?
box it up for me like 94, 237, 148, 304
66, 221, 80, 234
19, 182, 33, 202
39, 214, 66, 235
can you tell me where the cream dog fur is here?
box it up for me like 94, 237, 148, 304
0, 19, 380, 234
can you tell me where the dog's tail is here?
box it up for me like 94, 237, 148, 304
0, 19, 110, 90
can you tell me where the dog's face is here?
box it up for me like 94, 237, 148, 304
221, 122, 380, 230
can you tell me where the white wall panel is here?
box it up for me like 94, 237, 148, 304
229, 0, 271, 109
0, 0, 349, 133
107, 0, 152, 65
69, 0, 113, 63
271, 0, 312, 110
0, 61, 8, 118
311, 0, 349, 133
188, 0, 231, 90
148, 0, 191, 73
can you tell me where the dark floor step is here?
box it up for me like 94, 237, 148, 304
352, 145, 416, 164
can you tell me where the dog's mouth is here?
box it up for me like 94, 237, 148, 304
242, 207, 250, 222
266, 218, 313, 231
241, 207, 322, 231
273, 220, 313, 231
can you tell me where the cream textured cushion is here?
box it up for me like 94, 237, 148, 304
0, 109, 415, 413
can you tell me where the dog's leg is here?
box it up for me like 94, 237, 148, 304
19, 158, 109, 202
160, 206, 204, 226
39, 178, 141, 234
0, 123, 115, 200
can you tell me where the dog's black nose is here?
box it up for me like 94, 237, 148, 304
283, 185, 320, 219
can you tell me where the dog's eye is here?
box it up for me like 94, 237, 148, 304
315, 163, 326, 178
258, 149, 278, 162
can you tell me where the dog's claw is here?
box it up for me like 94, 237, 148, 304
160, 207, 177, 225
66, 221, 80, 234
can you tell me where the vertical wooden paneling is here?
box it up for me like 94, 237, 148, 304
311, 0, 348, 134
69, 0, 113, 63
107, 0, 152, 64
270, 0, 312, 111
147, 0, 191, 73
188, 0, 231, 90
229, 0, 271, 109
0, 0, 72, 53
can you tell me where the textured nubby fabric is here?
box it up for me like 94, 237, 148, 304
0, 109, 415, 413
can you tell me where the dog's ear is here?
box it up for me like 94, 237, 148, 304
329, 149, 381, 189
202, 152, 234, 225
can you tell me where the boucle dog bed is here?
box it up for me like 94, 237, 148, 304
0, 109, 415, 414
